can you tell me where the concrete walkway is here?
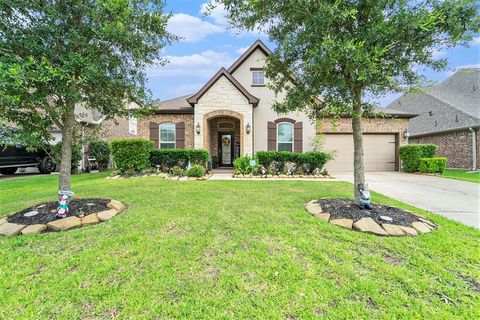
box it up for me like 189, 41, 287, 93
334, 172, 480, 229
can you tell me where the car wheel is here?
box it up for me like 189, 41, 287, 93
0, 167, 18, 175
38, 156, 56, 174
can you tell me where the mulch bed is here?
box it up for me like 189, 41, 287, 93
8, 198, 110, 225
316, 198, 421, 227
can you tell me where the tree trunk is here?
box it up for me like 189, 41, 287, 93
58, 106, 75, 191
352, 97, 366, 202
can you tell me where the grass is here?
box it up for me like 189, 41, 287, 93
442, 168, 480, 183
1, 172, 479, 319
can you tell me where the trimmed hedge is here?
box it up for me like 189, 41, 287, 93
110, 138, 153, 172
256, 151, 330, 172
88, 140, 110, 169
399, 144, 438, 173
419, 157, 448, 174
150, 149, 209, 169
187, 164, 206, 177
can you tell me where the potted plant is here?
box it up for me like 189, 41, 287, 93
211, 155, 219, 169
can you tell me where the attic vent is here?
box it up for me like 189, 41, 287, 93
429, 111, 433, 116
434, 120, 437, 127
455, 114, 459, 122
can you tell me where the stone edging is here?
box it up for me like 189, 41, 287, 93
304, 200, 437, 237
106, 173, 212, 181
0, 200, 127, 237
233, 174, 335, 179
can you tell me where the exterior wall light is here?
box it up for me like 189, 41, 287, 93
403, 128, 409, 139
246, 122, 251, 134
196, 122, 201, 135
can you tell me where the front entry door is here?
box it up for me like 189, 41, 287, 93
218, 132, 234, 167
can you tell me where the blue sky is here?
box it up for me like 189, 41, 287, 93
146, 0, 480, 107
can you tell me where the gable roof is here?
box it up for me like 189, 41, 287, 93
227, 39, 272, 74
386, 68, 480, 136
151, 94, 194, 114
187, 68, 259, 106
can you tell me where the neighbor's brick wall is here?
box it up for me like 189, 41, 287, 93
137, 114, 194, 149
102, 116, 137, 141
317, 118, 409, 145
410, 129, 479, 169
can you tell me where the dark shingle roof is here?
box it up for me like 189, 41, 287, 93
386, 68, 480, 136
151, 94, 194, 114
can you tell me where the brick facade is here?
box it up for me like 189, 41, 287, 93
102, 116, 137, 141
317, 117, 409, 145
137, 114, 195, 149
410, 129, 480, 169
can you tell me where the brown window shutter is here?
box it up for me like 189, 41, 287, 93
294, 122, 303, 152
267, 121, 277, 151
149, 122, 159, 149
176, 121, 185, 149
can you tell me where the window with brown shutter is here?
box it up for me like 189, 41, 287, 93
267, 121, 276, 151
175, 121, 185, 149
294, 122, 303, 152
149, 122, 159, 149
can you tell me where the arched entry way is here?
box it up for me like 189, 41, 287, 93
203, 110, 244, 166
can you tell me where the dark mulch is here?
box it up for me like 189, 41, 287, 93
8, 198, 110, 225
316, 198, 421, 227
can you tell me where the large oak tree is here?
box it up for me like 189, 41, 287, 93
214, 0, 479, 201
0, 0, 173, 192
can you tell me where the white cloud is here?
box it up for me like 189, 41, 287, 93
236, 46, 250, 55
471, 37, 480, 46
167, 13, 223, 43
200, 1, 266, 38
455, 63, 480, 70
147, 50, 236, 78
431, 48, 447, 59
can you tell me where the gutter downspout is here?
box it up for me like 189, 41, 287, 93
469, 127, 477, 171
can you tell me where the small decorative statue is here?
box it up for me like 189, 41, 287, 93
357, 183, 373, 210
259, 165, 267, 178
56, 190, 74, 219
285, 162, 295, 176
313, 168, 321, 176
270, 161, 280, 176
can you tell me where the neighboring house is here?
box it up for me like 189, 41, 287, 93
138, 40, 414, 172
386, 68, 480, 170
50, 102, 138, 171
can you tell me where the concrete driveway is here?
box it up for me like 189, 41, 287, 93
334, 172, 480, 229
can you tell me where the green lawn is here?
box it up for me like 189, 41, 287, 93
1, 173, 479, 319
443, 168, 480, 183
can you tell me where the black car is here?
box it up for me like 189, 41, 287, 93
0, 145, 55, 175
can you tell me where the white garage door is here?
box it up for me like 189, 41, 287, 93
323, 134, 397, 172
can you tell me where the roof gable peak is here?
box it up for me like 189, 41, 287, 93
227, 39, 272, 74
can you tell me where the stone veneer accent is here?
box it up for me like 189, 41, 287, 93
410, 129, 480, 169
137, 114, 194, 149
194, 76, 254, 156
317, 117, 409, 146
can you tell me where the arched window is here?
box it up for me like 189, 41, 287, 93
277, 122, 293, 151
159, 123, 175, 149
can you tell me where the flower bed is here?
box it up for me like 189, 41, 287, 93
0, 198, 127, 236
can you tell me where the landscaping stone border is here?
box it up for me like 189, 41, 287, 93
0, 199, 126, 237
233, 174, 335, 179
304, 199, 437, 237
106, 172, 213, 181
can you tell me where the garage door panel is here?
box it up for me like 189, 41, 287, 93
323, 134, 396, 172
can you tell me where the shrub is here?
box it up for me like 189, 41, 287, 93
187, 164, 206, 177
110, 138, 152, 172
399, 144, 438, 172
88, 140, 110, 170
233, 155, 257, 175
256, 151, 331, 173
418, 157, 448, 174
150, 149, 209, 169
52, 142, 83, 170
172, 165, 185, 176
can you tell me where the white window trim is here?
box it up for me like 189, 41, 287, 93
276, 122, 294, 151
251, 70, 265, 85
159, 122, 176, 149
128, 116, 137, 135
